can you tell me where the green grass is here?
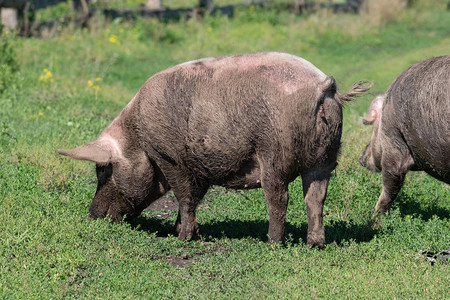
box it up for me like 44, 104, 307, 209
1, 4, 450, 299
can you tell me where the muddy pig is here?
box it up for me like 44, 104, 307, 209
58, 52, 371, 248
360, 55, 450, 215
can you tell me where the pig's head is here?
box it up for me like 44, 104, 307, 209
360, 95, 384, 172
57, 133, 167, 222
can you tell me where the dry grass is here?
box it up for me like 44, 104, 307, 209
361, 0, 408, 27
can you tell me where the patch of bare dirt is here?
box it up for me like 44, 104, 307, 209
147, 193, 179, 211
164, 253, 193, 267
146, 192, 210, 219
156, 242, 226, 268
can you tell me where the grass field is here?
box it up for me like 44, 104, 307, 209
1, 1, 449, 298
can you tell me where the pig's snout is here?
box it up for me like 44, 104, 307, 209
359, 154, 366, 167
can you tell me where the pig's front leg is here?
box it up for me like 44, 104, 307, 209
173, 186, 208, 240
259, 154, 290, 243
302, 169, 331, 249
175, 199, 199, 240
158, 162, 208, 240
263, 181, 289, 243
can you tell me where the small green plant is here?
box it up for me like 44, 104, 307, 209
0, 29, 19, 94
408, 0, 449, 10
0, 121, 16, 147
35, 1, 73, 22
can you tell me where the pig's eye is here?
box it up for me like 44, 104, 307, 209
96, 167, 105, 179
96, 164, 113, 182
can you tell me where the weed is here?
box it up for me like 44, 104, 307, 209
0, 30, 19, 94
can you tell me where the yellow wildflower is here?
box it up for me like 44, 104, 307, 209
38, 112, 44, 117
88, 79, 101, 92
109, 35, 119, 45
39, 69, 54, 83
207, 27, 212, 33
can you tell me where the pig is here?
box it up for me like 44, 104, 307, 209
360, 55, 450, 215
58, 52, 371, 248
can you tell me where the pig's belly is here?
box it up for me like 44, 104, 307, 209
211, 158, 262, 189
408, 134, 450, 184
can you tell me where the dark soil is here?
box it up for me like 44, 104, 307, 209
147, 193, 179, 211
164, 253, 193, 267
153, 242, 226, 268
146, 192, 210, 219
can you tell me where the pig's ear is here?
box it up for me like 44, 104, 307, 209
57, 141, 112, 165
362, 95, 384, 125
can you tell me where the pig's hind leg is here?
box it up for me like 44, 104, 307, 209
301, 169, 331, 249
373, 138, 415, 216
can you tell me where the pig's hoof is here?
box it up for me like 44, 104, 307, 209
306, 235, 325, 249
267, 235, 284, 244
371, 209, 382, 219
368, 213, 383, 230
177, 225, 200, 241
307, 242, 325, 250
177, 232, 198, 241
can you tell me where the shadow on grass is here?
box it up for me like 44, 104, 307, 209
129, 216, 175, 237
324, 220, 379, 245
396, 194, 449, 221
130, 215, 378, 246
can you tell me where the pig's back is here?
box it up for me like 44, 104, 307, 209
133, 52, 330, 183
